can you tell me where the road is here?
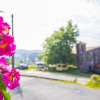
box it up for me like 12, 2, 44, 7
9, 76, 100, 100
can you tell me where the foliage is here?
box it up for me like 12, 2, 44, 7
26, 66, 38, 71
48, 65, 90, 77
0, 74, 11, 100
49, 66, 56, 72
2, 90, 11, 100
41, 20, 79, 65
86, 74, 100, 89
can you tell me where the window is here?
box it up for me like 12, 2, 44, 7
57, 65, 61, 67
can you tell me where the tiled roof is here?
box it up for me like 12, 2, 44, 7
72, 46, 100, 54
86, 47, 100, 51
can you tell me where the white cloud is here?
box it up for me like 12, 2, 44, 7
0, 0, 100, 50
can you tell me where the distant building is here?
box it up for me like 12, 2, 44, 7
73, 42, 100, 73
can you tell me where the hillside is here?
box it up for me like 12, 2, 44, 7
15, 49, 43, 64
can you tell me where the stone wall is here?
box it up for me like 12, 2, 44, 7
76, 42, 100, 73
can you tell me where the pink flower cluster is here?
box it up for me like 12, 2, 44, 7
0, 57, 20, 90
0, 16, 16, 57
0, 57, 10, 73
0, 16, 10, 35
0, 35, 16, 56
0, 16, 20, 99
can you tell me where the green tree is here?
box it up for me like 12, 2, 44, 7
41, 20, 79, 65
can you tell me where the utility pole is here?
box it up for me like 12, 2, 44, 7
11, 14, 14, 69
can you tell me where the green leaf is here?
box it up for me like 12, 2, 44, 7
0, 81, 6, 91
0, 74, 3, 82
2, 89, 11, 100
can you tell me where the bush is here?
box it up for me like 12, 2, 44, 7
67, 65, 77, 68
27, 66, 38, 70
49, 66, 56, 72
87, 74, 100, 88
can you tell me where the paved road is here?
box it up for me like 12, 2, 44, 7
9, 76, 100, 100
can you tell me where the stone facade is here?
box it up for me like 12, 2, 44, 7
76, 42, 100, 73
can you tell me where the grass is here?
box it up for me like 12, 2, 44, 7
85, 74, 100, 89
25, 66, 38, 71
25, 65, 91, 77
26, 66, 47, 72
49, 80, 77, 85
49, 78, 100, 90
49, 80, 100, 90
86, 81, 100, 89
49, 65, 91, 77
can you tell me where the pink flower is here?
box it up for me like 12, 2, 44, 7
0, 16, 10, 36
0, 16, 3, 22
0, 57, 11, 73
0, 16, 5, 30
0, 92, 3, 100
3, 69, 21, 90
0, 16, 15, 56
0, 35, 16, 57
0, 57, 8, 66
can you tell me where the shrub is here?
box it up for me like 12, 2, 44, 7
49, 66, 56, 72
27, 66, 38, 70
87, 74, 100, 88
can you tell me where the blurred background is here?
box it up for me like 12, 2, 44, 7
0, 0, 100, 100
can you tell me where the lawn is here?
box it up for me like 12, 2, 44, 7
25, 66, 38, 71
49, 65, 91, 77
27, 65, 91, 77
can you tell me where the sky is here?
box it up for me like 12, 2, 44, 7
0, 0, 100, 50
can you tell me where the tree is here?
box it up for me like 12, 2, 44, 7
41, 20, 79, 65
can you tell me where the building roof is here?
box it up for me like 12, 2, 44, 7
72, 46, 100, 54
76, 42, 86, 45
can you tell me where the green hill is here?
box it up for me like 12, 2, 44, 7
15, 49, 42, 64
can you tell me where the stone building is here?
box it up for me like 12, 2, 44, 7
74, 42, 100, 73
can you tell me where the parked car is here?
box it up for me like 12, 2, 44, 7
19, 63, 28, 70
36, 62, 49, 70
56, 64, 69, 71
36, 62, 44, 69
